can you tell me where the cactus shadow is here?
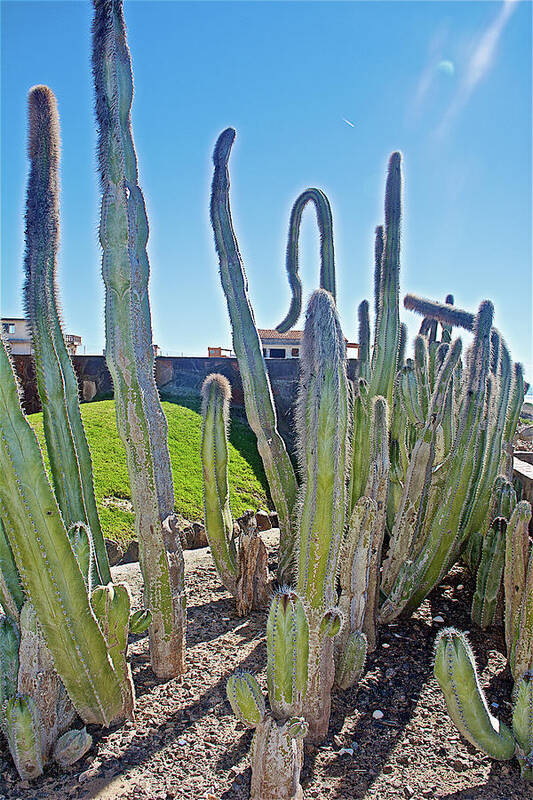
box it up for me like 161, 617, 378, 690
437, 760, 528, 799
302, 616, 434, 799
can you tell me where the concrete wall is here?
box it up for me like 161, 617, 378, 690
11, 353, 358, 454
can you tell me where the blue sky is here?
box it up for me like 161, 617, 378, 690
1, 1, 531, 383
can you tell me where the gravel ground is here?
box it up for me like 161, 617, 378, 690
1, 531, 532, 800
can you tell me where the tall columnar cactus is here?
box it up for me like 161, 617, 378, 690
23, 85, 110, 584
0, 335, 131, 725
92, 0, 185, 678
201, 374, 269, 615
227, 589, 309, 800
210, 128, 298, 583
295, 289, 349, 741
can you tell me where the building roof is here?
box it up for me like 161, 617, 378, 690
258, 328, 303, 342
1, 317, 26, 322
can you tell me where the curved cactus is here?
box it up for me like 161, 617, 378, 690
277, 188, 335, 333
434, 628, 515, 760
92, 0, 185, 678
210, 128, 298, 583
23, 85, 110, 584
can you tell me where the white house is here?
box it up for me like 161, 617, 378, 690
258, 328, 359, 360
2, 317, 82, 356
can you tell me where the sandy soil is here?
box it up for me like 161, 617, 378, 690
1, 531, 532, 800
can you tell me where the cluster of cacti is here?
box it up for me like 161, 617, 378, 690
210, 124, 526, 782
227, 588, 310, 800
201, 374, 269, 615
434, 499, 533, 779
92, 0, 186, 679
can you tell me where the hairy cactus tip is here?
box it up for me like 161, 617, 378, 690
384, 151, 402, 225
201, 373, 232, 415
301, 288, 344, 369
27, 85, 60, 162
214, 127, 236, 167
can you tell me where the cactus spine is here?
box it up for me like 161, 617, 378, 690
23, 85, 110, 584
210, 128, 298, 583
227, 589, 309, 800
92, 0, 185, 678
201, 374, 269, 614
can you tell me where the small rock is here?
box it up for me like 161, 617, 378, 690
105, 538, 124, 567
382, 764, 393, 774
491, 702, 499, 709
372, 710, 384, 720
457, 584, 464, 590
121, 540, 139, 564
338, 748, 354, 756
452, 759, 468, 772
404, 785, 414, 798
178, 738, 187, 746
78, 760, 101, 783
255, 510, 271, 532
190, 522, 208, 549
433, 615, 445, 623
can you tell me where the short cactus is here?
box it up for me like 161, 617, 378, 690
226, 588, 309, 800
201, 374, 269, 614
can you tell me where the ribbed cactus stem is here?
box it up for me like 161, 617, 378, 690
380, 303, 494, 620
201, 374, 238, 594
434, 628, 515, 760
296, 289, 349, 609
505, 501, 531, 676
398, 322, 407, 367
471, 517, 506, 629
0, 333, 126, 726
277, 188, 336, 333
362, 396, 390, 651
210, 128, 298, 583
358, 300, 370, 382
4, 696, 43, 780
373, 225, 384, 318
266, 590, 309, 720
404, 294, 475, 331
92, 0, 185, 678
512, 672, 533, 780
501, 362, 525, 478
369, 152, 402, 409
24, 85, 110, 584
0, 518, 24, 622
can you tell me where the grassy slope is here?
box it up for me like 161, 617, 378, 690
28, 399, 269, 547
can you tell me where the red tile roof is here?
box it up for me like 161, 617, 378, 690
258, 329, 303, 342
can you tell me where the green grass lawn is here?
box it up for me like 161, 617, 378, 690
28, 399, 269, 547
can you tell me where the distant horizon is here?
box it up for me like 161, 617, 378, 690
2, 1, 531, 382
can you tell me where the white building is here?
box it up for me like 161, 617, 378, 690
2, 317, 82, 356
258, 328, 359, 360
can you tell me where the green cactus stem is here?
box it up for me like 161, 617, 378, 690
23, 85, 110, 584
0, 614, 20, 715
471, 517, 506, 629
512, 672, 533, 780
358, 300, 371, 382
0, 518, 24, 622
512, 516, 533, 682
277, 188, 335, 333
227, 671, 266, 727
4, 696, 43, 781
369, 152, 402, 409
362, 397, 390, 652
504, 501, 532, 675
266, 589, 309, 720
404, 294, 475, 332
380, 303, 494, 620
0, 335, 126, 725
373, 225, 384, 318
434, 628, 515, 760
295, 289, 348, 741
501, 363, 525, 478
92, 0, 185, 678
201, 374, 238, 594
210, 128, 298, 584
335, 630, 368, 691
